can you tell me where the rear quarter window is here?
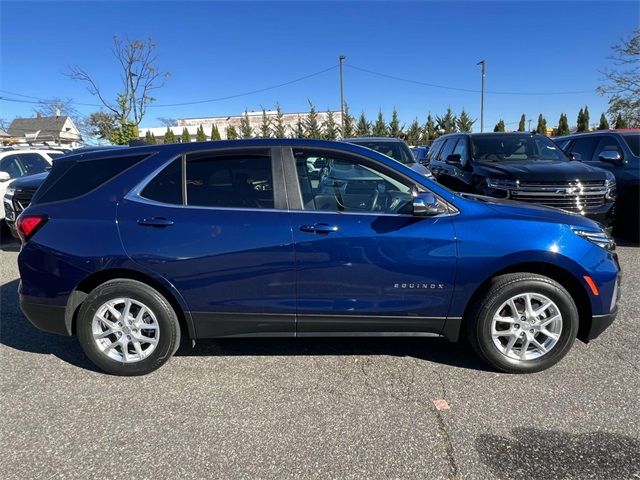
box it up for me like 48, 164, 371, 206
32, 154, 150, 205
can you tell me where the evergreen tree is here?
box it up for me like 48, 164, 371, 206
493, 120, 506, 132
614, 114, 628, 129
273, 104, 287, 138
576, 108, 586, 132
388, 107, 402, 138
292, 115, 305, 138
456, 109, 475, 133
239, 110, 253, 138
372, 110, 388, 136
405, 118, 422, 145
181, 127, 191, 143
196, 125, 206, 142
435, 108, 457, 134
342, 103, 355, 138
536, 114, 547, 135
518, 114, 526, 132
164, 127, 176, 144
145, 130, 155, 145
226, 125, 238, 140
323, 110, 339, 140
583, 106, 590, 131
304, 101, 322, 139
598, 113, 610, 130
150, 132, 156, 144
556, 113, 570, 136
355, 112, 371, 136
258, 108, 272, 138
420, 114, 437, 144
210, 124, 222, 140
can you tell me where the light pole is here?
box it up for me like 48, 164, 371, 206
477, 60, 485, 132
339, 55, 346, 133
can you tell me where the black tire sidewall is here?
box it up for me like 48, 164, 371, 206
474, 277, 579, 373
76, 280, 180, 376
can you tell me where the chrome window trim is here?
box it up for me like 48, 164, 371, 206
125, 149, 459, 218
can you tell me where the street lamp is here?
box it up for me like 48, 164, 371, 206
339, 55, 346, 133
477, 60, 485, 132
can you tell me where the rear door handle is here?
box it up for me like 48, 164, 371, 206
299, 223, 338, 234
138, 217, 174, 227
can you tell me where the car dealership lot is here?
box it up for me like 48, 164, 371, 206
1, 236, 638, 480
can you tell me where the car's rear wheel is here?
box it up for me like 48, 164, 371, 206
466, 273, 579, 373
76, 279, 181, 376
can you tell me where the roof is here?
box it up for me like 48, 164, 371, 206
7, 116, 80, 140
554, 129, 640, 141
343, 137, 406, 142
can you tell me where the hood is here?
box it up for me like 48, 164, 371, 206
473, 160, 608, 183
10, 171, 49, 190
459, 193, 599, 230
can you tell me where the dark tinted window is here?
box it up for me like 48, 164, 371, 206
471, 134, 565, 162
593, 136, 624, 161
452, 138, 470, 164
18, 153, 49, 175
141, 158, 183, 204
0, 155, 23, 178
33, 154, 148, 204
569, 137, 599, 161
350, 141, 414, 165
621, 134, 639, 156
294, 149, 412, 214
427, 139, 444, 160
186, 153, 273, 209
436, 138, 457, 161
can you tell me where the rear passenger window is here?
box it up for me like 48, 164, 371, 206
185, 153, 274, 209
141, 158, 183, 205
32, 154, 149, 205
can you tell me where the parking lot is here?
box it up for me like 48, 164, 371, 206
0, 232, 638, 480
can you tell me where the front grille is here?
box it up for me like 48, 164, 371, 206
509, 181, 607, 213
12, 187, 38, 217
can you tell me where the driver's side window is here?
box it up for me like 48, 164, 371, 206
294, 149, 413, 214
0, 155, 24, 179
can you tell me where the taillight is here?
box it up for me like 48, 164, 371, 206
17, 214, 48, 242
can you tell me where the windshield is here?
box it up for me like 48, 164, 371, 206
352, 141, 415, 165
621, 133, 639, 156
471, 134, 567, 163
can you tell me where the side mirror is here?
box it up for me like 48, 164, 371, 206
599, 150, 623, 165
0, 171, 10, 182
413, 191, 442, 216
445, 154, 461, 165
313, 158, 327, 168
568, 152, 582, 161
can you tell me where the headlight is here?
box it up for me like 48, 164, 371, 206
604, 177, 617, 201
573, 228, 615, 251
5, 186, 15, 198
486, 178, 518, 189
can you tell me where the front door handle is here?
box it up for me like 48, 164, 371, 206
138, 217, 174, 227
299, 223, 338, 234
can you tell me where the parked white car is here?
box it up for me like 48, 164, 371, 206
0, 149, 65, 220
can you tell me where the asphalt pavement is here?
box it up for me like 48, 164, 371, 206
1, 232, 638, 480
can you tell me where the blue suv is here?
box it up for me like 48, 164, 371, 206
16, 140, 620, 375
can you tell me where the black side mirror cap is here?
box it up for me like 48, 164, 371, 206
445, 154, 461, 165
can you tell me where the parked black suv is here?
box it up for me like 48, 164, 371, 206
427, 132, 617, 226
555, 130, 639, 241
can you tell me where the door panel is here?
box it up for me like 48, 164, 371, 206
118, 150, 296, 337
288, 147, 457, 335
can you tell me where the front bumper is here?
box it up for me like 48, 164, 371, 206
19, 291, 71, 336
585, 310, 618, 341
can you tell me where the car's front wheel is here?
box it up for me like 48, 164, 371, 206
76, 279, 181, 376
467, 273, 579, 373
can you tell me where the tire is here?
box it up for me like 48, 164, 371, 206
76, 279, 181, 376
466, 273, 579, 374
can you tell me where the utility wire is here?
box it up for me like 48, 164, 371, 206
346, 64, 593, 96
0, 65, 338, 109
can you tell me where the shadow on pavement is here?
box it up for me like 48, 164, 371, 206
0, 224, 20, 252
0, 276, 490, 373
476, 427, 640, 480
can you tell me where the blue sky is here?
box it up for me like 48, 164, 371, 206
1, 1, 638, 132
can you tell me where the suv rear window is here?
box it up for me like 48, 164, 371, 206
32, 154, 149, 205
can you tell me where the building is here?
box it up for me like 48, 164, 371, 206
140, 110, 343, 142
7, 115, 82, 147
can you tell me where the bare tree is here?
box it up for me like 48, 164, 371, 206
68, 36, 170, 127
598, 29, 640, 127
156, 117, 177, 127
